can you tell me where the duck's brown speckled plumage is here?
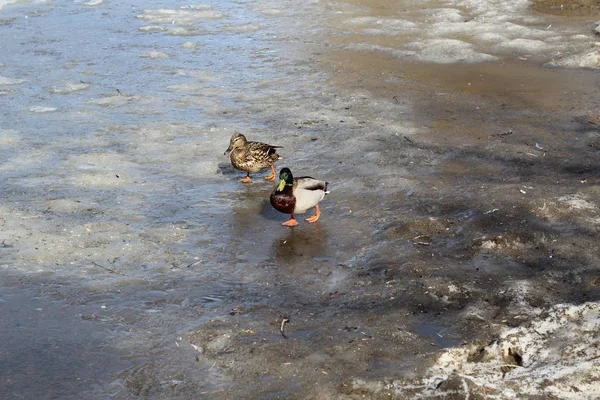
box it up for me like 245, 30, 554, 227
224, 133, 282, 182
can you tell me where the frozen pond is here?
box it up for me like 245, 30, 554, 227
1, 0, 599, 398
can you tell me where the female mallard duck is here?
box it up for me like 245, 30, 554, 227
270, 167, 329, 226
224, 133, 282, 183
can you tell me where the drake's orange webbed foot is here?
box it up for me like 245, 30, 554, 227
282, 216, 299, 227
238, 176, 252, 183
305, 205, 321, 223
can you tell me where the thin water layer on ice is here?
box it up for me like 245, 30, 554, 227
0, 0, 599, 399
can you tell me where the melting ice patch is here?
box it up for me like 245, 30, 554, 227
180, 41, 203, 50
137, 6, 225, 26
0, 76, 25, 85
407, 39, 497, 64
453, 0, 531, 20
336, 0, 592, 65
82, 0, 102, 5
0, 129, 20, 146
87, 93, 156, 108
29, 106, 58, 113
393, 302, 600, 399
344, 16, 418, 35
547, 50, 600, 69
222, 23, 261, 34
0, 0, 50, 11
494, 38, 549, 53
171, 69, 214, 81
49, 82, 90, 94
166, 83, 206, 93
557, 194, 597, 211
137, 6, 224, 36
0, 0, 19, 9
141, 50, 172, 59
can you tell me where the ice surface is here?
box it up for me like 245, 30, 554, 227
0, 0, 599, 398
29, 106, 58, 113
548, 50, 600, 69
49, 82, 91, 94
396, 302, 600, 399
0, 0, 19, 9
137, 7, 225, 26
0, 75, 25, 85
331, 0, 595, 65
558, 194, 597, 210
407, 38, 497, 64
180, 41, 203, 50
141, 50, 172, 59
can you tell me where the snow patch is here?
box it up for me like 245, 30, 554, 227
336, 0, 590, 65
548, 50, 600, 69
137, 7, 225, 26
141, 51, 171, 59
558, 194, 597, 211
0, 76, 25, 85
495, 38, 549, 52
29, 106, 58, 113
49, 82, 90, 94
394, 302, 600, 399
180, 41, 203, 50
408, 39, 497, 64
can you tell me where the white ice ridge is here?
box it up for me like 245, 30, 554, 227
0, 76, 25, 85
0, 0, 19, 10
137, 6, 225, 26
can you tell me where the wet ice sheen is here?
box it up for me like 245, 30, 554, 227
0, 0, 599, 398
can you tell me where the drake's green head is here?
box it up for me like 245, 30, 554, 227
277, 167, 293, 191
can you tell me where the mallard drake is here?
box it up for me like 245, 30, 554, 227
224, 133, 282, 183
270, 167, 329, 226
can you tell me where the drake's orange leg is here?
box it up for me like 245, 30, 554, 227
305, 205, 321, 223
282, 215, 299, 227
238, 172, 252, 183
264, 165, 276, 181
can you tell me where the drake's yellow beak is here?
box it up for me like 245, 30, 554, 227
277, 179, 286, 191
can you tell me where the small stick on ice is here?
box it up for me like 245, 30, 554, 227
280, 317, 289, 339
90, 261, 127, 276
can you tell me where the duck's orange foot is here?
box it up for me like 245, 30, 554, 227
282, 217, 298, 227
264, 165, 276, 181
305, 214, 320, 223
304, 205, 321, 223
238, 176, 252, 183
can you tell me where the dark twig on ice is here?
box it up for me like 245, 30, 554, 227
90, 261, 127, 276
280, 317, 290, 339
491, 130, 513, 137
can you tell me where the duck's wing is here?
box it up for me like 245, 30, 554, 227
292, 177, 328, 213
294, 177, 328, 192
247, 141, 282, 163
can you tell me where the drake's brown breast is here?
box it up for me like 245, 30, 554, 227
270, 192, 296, 214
